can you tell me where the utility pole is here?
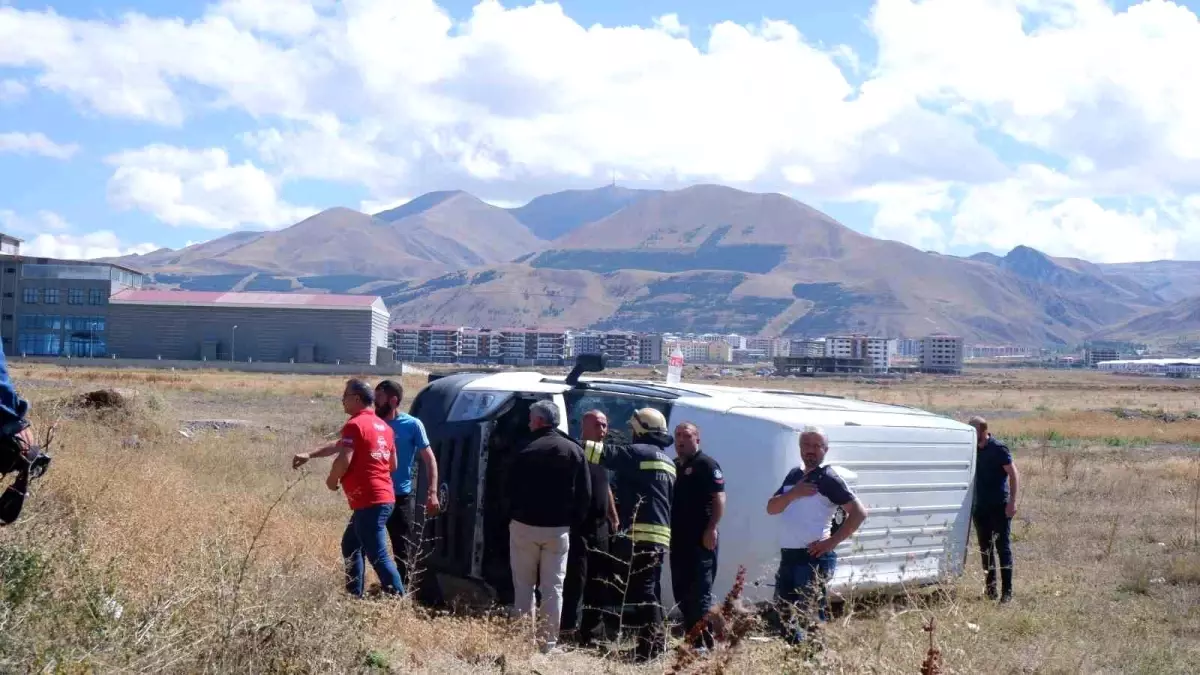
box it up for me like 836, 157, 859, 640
231, 325, 238, 362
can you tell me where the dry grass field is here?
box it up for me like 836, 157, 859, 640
2, 363, 1198, 674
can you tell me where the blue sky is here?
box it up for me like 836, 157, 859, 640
3, 0, 1200, 263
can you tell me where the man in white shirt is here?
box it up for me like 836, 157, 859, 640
765, 426, 867, 645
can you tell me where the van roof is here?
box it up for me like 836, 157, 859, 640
459, 370, 948, 421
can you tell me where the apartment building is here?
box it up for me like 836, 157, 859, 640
599, 331, 640, 365
639, 333, 664, 365
460, 328, 503, 362
824, 335, 895, 373
970, 344, 1034, 359
666, 340, 710, 363
572, 331, 603, 358
574, 330, 665, 365
390, 324, 463, 363
391, 324, 661, 366
531, 329, 569, 364
789, 338, 825, 358
919, 334, 965, 374
708, 340, 733, 363
498, 329, 530, 364
896, 338, 921, 357
1085, 347, 1120, 368
1, 239, 145, 357
745, 336, 791, 358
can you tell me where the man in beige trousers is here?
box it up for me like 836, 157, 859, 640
506, 400, 593, 654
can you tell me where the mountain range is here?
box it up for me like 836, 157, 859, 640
106, 184, 1200, 346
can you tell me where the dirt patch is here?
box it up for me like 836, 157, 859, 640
71, 388, 142, 411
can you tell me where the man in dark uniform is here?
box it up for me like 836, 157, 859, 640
582, 407, 675, 663
561, 409, 620, 647
968, 416, 1020, 603
669, 422, 725, 651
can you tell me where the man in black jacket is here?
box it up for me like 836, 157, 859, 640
507, 400, 593, 654
560, 409, 620, 647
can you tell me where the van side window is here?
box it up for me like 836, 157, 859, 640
564, 391, 671, 444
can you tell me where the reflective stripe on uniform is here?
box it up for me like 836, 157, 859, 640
584, 440, 604, 464
631, 522, 672, 546
639, 459, 676, 477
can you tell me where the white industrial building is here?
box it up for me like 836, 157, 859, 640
1096, 358, 1200, 377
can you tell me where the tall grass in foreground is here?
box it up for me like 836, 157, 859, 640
0, 371, 1198, 673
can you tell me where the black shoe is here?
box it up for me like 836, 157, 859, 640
1000, 569, 1013, 603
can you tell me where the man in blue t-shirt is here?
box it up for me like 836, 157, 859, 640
374, 380, 439, 589
968, 416, 1020, 603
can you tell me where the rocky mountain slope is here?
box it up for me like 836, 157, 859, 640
1093, 296, 1200, 345
107, 184, 1200, 344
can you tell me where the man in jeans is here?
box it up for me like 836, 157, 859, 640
968, 416, 1020, 603
506, 400, 593, 653
765, 426, 866, 645
293, 379, 405, 597
374, 380, 439, 591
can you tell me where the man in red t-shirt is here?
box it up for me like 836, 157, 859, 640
293, 379, 405, 597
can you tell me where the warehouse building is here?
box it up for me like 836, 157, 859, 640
108, 290, 390, 365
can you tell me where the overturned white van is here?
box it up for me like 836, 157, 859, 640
407, 356, 977, 611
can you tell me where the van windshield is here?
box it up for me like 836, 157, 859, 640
564, 390, 673, 444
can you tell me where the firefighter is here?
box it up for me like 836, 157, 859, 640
581, 408, 675, 663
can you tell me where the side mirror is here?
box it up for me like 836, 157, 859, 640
566, 353, 607, 386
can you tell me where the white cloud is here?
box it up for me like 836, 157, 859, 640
850, 181, 955, 251
652, 14, 688, 39
24, 230, 160, 260
0, 1, 918, 192
0, 79, 27, 103
850, 166, 1189, 263
3, 1, 1200, 260
0, 209, 71, 234
208, 0, 326, 38
869, 0, 1200, 186
0, 131, 78, 159
0, 5, 322, 125
0, 210, 158, 260
105, 144, 317, 230
946, 166, 1181, 264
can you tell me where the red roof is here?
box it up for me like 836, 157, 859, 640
390, 323, 463, 331
110, 289, 382, 310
